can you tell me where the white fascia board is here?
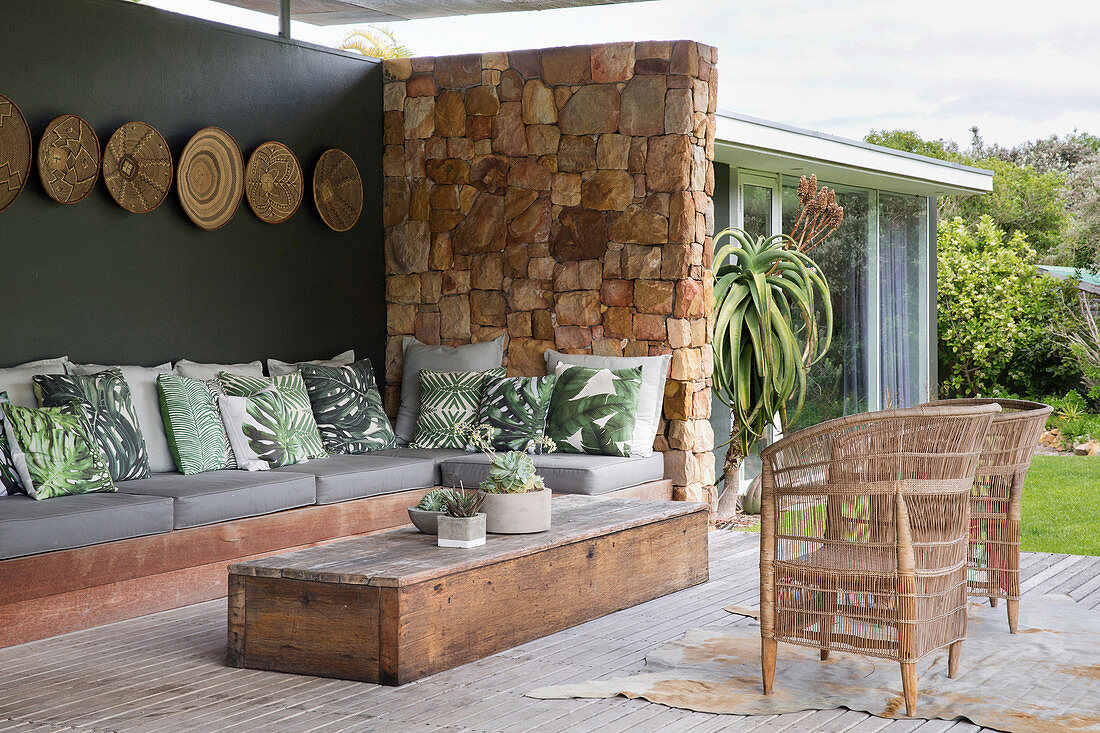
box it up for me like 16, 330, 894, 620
715, 112, 994, 197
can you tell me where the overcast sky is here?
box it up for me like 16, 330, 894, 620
146, 0, 1100, 149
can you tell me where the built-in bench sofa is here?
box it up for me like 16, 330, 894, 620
0, 447, 670, 648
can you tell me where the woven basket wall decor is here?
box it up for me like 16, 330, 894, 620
313, 148, 362, 232
38, 114, 101, 205
102, 121, 174, 213
177, 127, 244, 231
245, 141, 303, 224
0, 94, 33, 214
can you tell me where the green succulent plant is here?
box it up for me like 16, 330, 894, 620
443, 489, 484, 518
415, 488, 457, 511
479, 450, 546, 494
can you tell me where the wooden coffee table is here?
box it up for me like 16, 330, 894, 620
226, 495, 709, 685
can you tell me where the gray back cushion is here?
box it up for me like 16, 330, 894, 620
68, 363, 175, 473
0, 357, 68, 408
395, 336, 505, 444
174, 359, 264, 380
267, 349, 355, 377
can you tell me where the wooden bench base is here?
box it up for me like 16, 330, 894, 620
0, 479, 672, 649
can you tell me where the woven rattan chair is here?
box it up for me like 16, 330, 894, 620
924, 398, 1052, 632
759, 404, 1000, 717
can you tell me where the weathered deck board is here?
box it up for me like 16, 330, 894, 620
0, 530, 1096, 732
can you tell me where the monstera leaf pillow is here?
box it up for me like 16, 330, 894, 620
218, 372, 326, 460
414, 368, 505, 449
157, 374, 237, 475
473, 375, 556, 453
298, 360, 396, 454
0, 392, 22, 495
34, 369, 150, 481
217, 388, 307, 470
1, 402, 115, 500
546, 364, 643, 457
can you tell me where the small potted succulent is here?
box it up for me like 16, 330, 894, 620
464, 424, 555, 534
408, 488, 457, 535
436, 489, 486, 548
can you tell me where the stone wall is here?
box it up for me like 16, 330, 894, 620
381, 41, 717, 502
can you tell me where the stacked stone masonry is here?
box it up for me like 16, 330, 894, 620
382, 41, 717, 503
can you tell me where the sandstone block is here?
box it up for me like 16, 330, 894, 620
508, 195, 551, 243
619, 76, 666, 136
425, 158, 470, 184
553, 261, 580, 291
503, 243, 530, 277
636, 40, 671, 60
670, 40, 699, 76
591, 338, 625, 357
467, 116, 492, 141
383, 82, 405, 112
410, 57, 434, 73
661, 243, 692, 279
435, 53, 481, 88
609, 204, 667, 244
505, 188, 539, 220
406, 74, 437, 97
471, 289, 507, 327
671, 347, 702, 381
414, 311, 440, 345
470, 253, 504, 290
403, 96, 435, 139
387, 221, 431, 274
541, 45, 591, 85
600, 279, 633, 307
578, 259, 602, 290
383, 111, 403, 145
508, 338, 557, 377
590, 42, 635, 83
581, 170, 634, 210
622, 244, 662, 279
551, 206, 608, 260
663, 450, 697, 485
452, 192, 505, 254
508, 278, 550, 311
602, 307, 632, 338
383, 146, 404, 177
440, 295, 472, 340
596, 134, 630, 170
429, 210, 463, 233
509, 159, 552, 191
498, 68, 524, 100
628, 136, 648, 173
555, 290, 600, 326
633, 313, 667, 340
507, 310, 532, 337
492, 102, 528, 156
559, 135, 597, 172
382, 179, 409, 227
644, 135, 692, 191
387, 274, 421, 304
388, 304, 416, 335
551, 172, 581, 206
465, 85, 501, 116
664, 88, 694, 134
528, 256, 555, 280
634, 57, 669, 75
430, 184, 460, 210
669, 191, 695, 242
383, 58, 412, 81
470, 156, 509, 195
634, 280, 675, 314
441, 269, 470, 295
526, 125, 561, 156
674, 279, 705, 318
421, 271, 442, 304
429, 232, 453, 269
554, 326, 593, 350
521, 80, 557, 124
531, 309, 555, 340
559, 85, 620, 135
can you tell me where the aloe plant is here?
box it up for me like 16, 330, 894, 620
443, 489, 484, 518
416, 488, 458, 512
712, 226, 833, 512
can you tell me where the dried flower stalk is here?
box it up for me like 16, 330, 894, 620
788, 174, 844, 252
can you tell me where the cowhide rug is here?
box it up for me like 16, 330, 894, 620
527, 595, 1100, 732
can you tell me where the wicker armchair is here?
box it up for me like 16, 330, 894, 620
924, 398, 1052, 632
759, 404, 1000, 717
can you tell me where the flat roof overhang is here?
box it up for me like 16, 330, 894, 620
716, 110, 994, 198
211, 0, 646, 25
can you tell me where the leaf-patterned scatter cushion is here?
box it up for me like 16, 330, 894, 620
157, 374, 237, 475
473, 375, 556, 453
218, 388, 306, 470
33, 369, 150, 481
298, 360, 396, 454
218, 372, 326, 459
1, 402, 115, 500
0, 392, 22, 495
546, 364, 643, 457
414, 368, 505, 449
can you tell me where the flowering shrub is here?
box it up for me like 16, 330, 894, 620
938, 215, 1066, 396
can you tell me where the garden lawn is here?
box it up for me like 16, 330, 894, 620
731, 455, 1099, 556
1020, 455, 1100, 556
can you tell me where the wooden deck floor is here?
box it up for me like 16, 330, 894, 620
1, 530, 1097, 733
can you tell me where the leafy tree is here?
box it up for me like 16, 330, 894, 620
864, 129, 964, 163
937, 216, 1067, 397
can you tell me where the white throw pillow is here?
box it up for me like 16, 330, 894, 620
395, 336, 506, 444
267, 350, 355, 377
67, 363, 174, 473
0, 357, 69, 408
174, 359, 264, 381
543, 350, 671, 458
217, 391, 277, 472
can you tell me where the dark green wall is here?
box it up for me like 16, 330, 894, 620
0, 0, 384, 374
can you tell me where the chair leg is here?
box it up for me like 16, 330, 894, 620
989, 596, 998, 608
761, 638, 777, 695
1007, 599, 1019, 634
900, 662, 917, 717
948, 640, 962, 678
820, 649, 829, 661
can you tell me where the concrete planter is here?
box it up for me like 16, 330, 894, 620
408, 508, 445, 534
437, 513, 486, 548
479, 487, 552, 534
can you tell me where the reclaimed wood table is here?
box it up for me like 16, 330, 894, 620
226, 495, 709, 685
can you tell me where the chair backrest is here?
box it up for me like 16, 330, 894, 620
923, 398, 1052, 477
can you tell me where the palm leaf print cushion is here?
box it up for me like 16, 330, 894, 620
546, 363, 643, 457
473, 375, 556, 452
414, 368, 505, 449
298, 360, 396, 454
218, 388, 308, 470
0, 392, 23, 494
157, 374, 237, 474
1, 402, 115, 500
218, 371, 326, 460
33, 369, 150, 481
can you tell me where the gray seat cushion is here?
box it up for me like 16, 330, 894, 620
272, 454, 439, 504
116, 470, 316, 529
439, 452, 666, 495
0, 492, 174, 560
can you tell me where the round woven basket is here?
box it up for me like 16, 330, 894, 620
38, 114, 101, 205
177, 126, 244, 231
245, 141, 303, 224
313, 148, 362, 232
102, 121, 174, 214
0, 94, 33, 214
